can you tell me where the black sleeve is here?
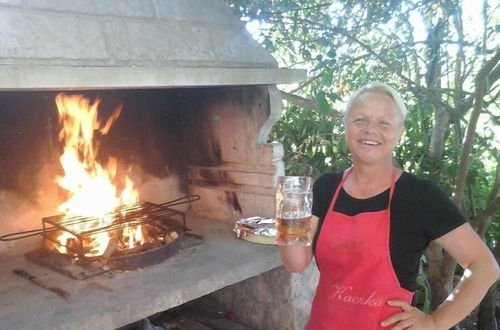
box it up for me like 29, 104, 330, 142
419, 180, 466, 240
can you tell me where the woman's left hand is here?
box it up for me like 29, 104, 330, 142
380, 300, 438, 329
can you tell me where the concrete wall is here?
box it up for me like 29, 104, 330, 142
210, 263, 320, 330
0, 0, 305, 89
0, 0, 276, 69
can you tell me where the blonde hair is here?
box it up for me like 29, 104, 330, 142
343, 82, 407, 126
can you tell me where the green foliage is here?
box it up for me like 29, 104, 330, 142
414, 272, 432, 314
224, 0, 500, 247
270, 103, 346, 177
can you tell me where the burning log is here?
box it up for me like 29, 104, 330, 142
44, 222, 182, 258
102, 233, 121, 259
164, 230, 179, 244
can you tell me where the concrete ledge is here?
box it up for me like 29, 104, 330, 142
0, 215, 282, 330
0, 66, 306, 90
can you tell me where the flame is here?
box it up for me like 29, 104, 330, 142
54, 93, 140, 256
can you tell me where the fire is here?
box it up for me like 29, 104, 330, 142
54, 93, 141, 256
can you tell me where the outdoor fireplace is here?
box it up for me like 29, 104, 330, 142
0, 86, 288, 253
0, 1, 316, 329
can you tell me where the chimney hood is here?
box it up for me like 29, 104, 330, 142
0, 0, 305, 90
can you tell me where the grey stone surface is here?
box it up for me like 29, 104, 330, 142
257, 86, 283, 147
104, 21, 215, 62
0, 12, 108, 59
155, 0, 240, 24
0, 215, 283, 330
0, 0, 271, 67
290, 261, 320, 328
0, 66, 306, 89
210, 26, 277, 66
210, 263, 319, 330
0, 0, 21, 6
210, 266, 293, 329
0, 0, 303, 89
26, 0, 156, 17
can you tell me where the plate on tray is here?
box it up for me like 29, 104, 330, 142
234, 216, 277, 245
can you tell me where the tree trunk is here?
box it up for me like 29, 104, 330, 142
428, 49, 500, 313
423, 15, 453, 311
475, 4, 500, 325
426, 242, 456, 310
428, 106, 449, 174
477, 240, 500, 329
477, 279, 497, 329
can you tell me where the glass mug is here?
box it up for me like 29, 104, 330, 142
275, 176, 313, 246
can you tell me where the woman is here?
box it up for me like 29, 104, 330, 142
279, 82, 500, 329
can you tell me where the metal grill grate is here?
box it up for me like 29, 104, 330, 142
41, 201, 190, 257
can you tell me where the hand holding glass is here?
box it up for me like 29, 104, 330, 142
275, 176, 313, 246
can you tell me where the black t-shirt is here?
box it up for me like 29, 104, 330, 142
312, 171, 465, 292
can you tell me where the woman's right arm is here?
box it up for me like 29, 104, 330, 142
279, 215, 319, 272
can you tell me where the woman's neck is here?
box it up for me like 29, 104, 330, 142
344, 162, 398, 199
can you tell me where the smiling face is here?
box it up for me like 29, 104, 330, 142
344, 92, 404, 166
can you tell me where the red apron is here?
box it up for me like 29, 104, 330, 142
307, 169, 413, 329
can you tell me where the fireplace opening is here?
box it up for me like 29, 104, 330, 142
0, 85, 278, 253
0, 85, 306, 330
0, 85, 279, 274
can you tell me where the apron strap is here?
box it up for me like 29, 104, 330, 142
328, 167, 398, 212
329, 167, 352, 208
387, 169, 397, 208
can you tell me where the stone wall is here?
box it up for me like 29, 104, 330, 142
0, 0, 276, 69
210, 263, 319, 329
0, 0, 305, 90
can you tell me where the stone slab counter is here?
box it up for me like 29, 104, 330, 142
0, 215, 283, 330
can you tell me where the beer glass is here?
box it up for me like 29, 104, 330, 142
275, 176, 313, 246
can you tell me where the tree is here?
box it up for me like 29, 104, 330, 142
225, 0, 500, 327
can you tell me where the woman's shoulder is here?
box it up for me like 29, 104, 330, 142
397, 172, 465, 238
313, 170, 344, 196
397, 172, 454, 202
399, 172, 446, 189
314, 170, 344, 186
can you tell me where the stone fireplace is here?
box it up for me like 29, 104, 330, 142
0, 1, 319, 330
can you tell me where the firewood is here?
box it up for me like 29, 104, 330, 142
164, 230, 179, 244
102, 235, 120, 258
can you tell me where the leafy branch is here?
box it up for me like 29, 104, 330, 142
280, 91, 343, 118
453, 48, 500, 208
